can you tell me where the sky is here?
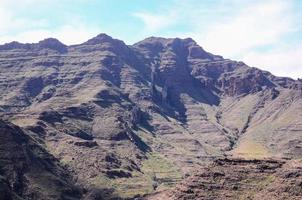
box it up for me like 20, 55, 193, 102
0, 0, 301, 79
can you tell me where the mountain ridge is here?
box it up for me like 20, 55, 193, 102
0, 33, 301, 199
0, 33, 300, 81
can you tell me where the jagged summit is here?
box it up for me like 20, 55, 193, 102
134, 36, 196, 46
133, 36, 223, 61
133, 36, 201, 52
0, 34, 211, 57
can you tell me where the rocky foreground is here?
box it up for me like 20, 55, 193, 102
145, 158, 302, 200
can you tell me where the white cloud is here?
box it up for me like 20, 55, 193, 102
0, 25, 101, 45
0, 6, 46, 33
0, 0, 101, 45
242, 45, 302, 79
195, 0, 296, 57
51, 25, 101, 44
193, 0, 302, 79
133, 12, 176, 32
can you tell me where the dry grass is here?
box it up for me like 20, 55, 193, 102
11, 117, 38, 127
232, 139, 270, 159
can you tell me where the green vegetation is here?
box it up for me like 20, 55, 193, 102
92, 152, 182, 198
140, 153, 182, 189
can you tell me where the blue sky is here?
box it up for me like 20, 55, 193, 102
0, 0, 301, 79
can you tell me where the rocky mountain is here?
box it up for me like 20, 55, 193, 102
0, 33, 301, 199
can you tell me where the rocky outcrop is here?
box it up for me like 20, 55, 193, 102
218, 67, 275, 96
146, 158, 302, 200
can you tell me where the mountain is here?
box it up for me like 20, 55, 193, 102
0, 33, 301, 199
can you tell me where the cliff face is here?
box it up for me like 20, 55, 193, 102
0, 34, 301, 199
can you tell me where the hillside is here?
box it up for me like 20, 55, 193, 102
0, 120, 82, 199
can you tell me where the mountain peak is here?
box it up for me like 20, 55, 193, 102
37, 38, 67, 53
83, 33, 121, 45
38, 38, 65, 46
133, 36, 221, 61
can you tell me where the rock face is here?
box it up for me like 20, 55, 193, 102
0, 34, 301, 199
145, 158, 302, 200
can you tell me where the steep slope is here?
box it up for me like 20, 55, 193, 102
132, 36, 302, 159
0, 34, 301, 198
0, 119, 82, 200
